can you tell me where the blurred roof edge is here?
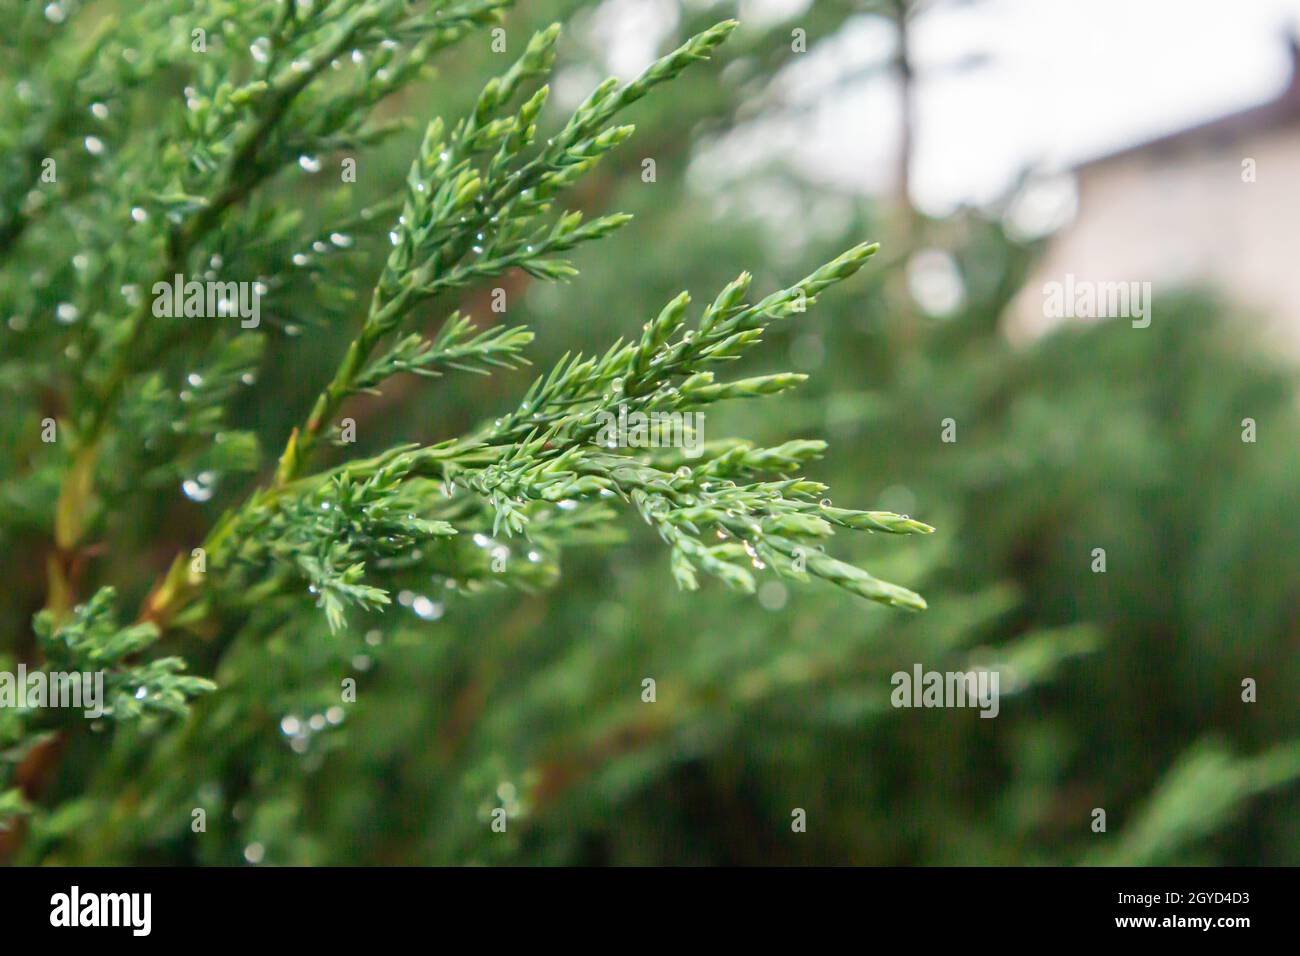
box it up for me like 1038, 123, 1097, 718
1077, 32, 1300, 171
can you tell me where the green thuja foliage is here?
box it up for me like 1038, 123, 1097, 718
5, 0, 1298, 867
0, 1, 935, 858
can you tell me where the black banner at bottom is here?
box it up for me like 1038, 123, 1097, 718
0, 866, 1283, 940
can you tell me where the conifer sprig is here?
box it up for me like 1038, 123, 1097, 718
177, 241, 933, 626
276, 21, 739, 484
141, 236, 931, 632
19, 0, 516, 621
352, 314, 535, 394
445, 242, 934, 607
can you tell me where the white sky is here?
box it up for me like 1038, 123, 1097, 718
908, 0, 1300, 212
592, 0, 1300, 213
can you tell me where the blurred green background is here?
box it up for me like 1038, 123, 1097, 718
10, 0, 1300, 865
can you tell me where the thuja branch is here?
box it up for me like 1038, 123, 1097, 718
142, 240, 933, 633
34, 11, 927, 666
43, 0, 509, 618
83, 2, 389, 441
129, 13, 642, 616
273, 20, 739, 486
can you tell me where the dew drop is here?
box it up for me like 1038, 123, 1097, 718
182, 471, 217, 502
412, 596, 443, 620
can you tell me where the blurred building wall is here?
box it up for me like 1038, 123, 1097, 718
1008, 39, 1300, 350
